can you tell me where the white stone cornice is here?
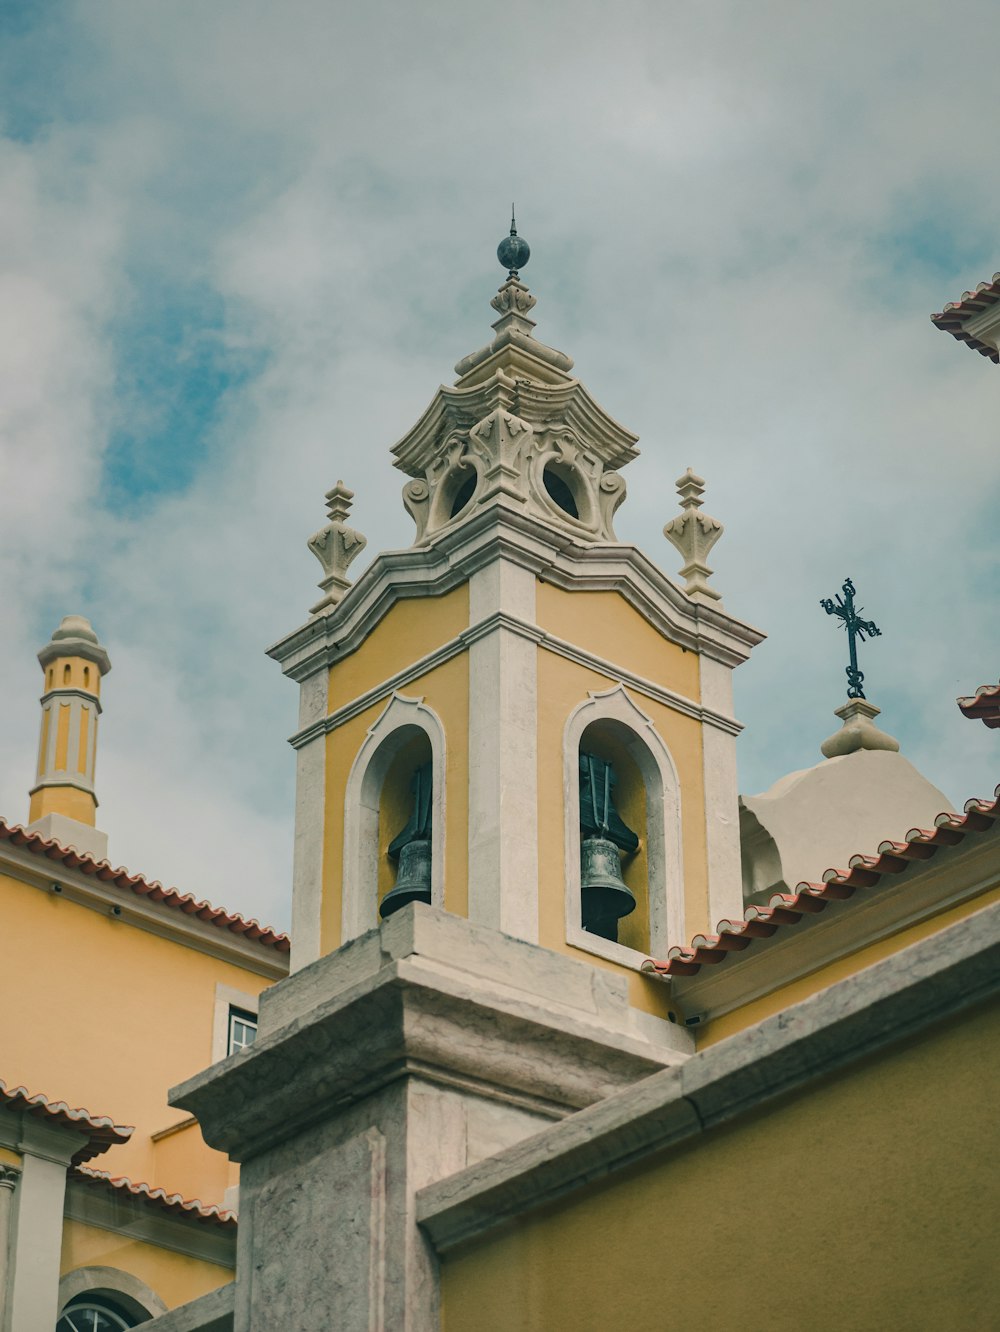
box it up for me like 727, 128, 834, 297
38, 687, 103, 713
268, 506, 764, 684
286, 611, 743, 751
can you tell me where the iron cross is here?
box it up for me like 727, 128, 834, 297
820, 577, 882, 700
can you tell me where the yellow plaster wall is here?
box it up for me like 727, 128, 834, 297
326, 585, 469, 714
0, 869, 272, 1204
0, 1146, 20, 1168
61, 1218, 232, 1310
320, 651, 470, 955
535, 650, 707, 1019
442, 996, 1000, 1331
536, 584, 701, 701
699, 883, 1000, 1048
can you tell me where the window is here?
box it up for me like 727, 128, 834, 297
228, 1006, 258, 1054
57, 1299, 135, 1331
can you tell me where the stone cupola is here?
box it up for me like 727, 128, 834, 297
391, 238, 638, 547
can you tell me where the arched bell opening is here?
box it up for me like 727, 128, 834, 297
377, 730, 434, 919
342, 695, 447, 945
577, 721, 650, 952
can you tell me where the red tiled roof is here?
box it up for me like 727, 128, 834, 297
0, 819, 290, 954
72, 1165, 237, 1226
643, 786, 1000, 979
958, 683, 1000, 729
0, 1079, 133, 1164
930, 273, 1000, 363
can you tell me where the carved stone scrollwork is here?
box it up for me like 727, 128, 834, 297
597, 471, 627, 539
402, 479, 432, 543
308, 481, 368, 615
490, 282, 537, 320
467, 408, 534, 506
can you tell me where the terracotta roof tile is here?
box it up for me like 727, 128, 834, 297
0, 1079, 133, 1164
642, 785, 1000, 980
72, 1165, 237, 1226
958, 682, 1000, 729
930, 274, 1000, 363
0, 819, 290, 954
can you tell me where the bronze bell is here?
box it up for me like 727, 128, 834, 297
580, 835, 636, 942
379, 838, 432, 919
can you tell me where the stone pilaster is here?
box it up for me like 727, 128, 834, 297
168, 906, 687, 1331
2, 1121, 76, 1332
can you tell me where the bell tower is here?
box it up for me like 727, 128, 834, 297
269, 222, 763, 1009
177, 226, 765, 1331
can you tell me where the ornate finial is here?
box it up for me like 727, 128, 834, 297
307, 480, 367, 614
497, 207, 530, 279
820, 577, 882, 699
663, 468, 723, 603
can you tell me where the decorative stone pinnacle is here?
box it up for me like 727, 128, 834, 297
821, 698, 900, 759
663, 467, 723, 603
324, 479, 355, 524
675, 467, 705, 509
307, 480, 367, 615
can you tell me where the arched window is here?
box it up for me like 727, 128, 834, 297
342, 693, 446, 942
57, 1264, 167, 1327
57, 1298, 136, 1330
63, 664, 71, 685
564, 685, 683, 966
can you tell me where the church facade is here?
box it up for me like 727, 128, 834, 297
2, 237, 996, 1330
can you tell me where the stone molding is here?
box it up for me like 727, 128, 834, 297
341, 693, 447, 943
170, 906, 688, 1164
287, 611, 742, 753
416, 897, 1000, 1255
669, 825, 1000, 1023
37, 686, 104, 713
268, 503, 764, 684
57, 1266, 169, 1323
562, 685, 684, 967
0, 845, 288, 981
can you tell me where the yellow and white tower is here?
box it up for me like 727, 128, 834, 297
28, 613, 111, 860
269, 224, 764, 1016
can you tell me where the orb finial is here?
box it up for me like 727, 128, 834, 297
497, 205, 530, 279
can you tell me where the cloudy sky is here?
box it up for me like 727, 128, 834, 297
1, 1, 997, 932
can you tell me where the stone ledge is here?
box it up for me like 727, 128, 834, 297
171, 907, 687, 1162
416, 897, 1000, 1254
